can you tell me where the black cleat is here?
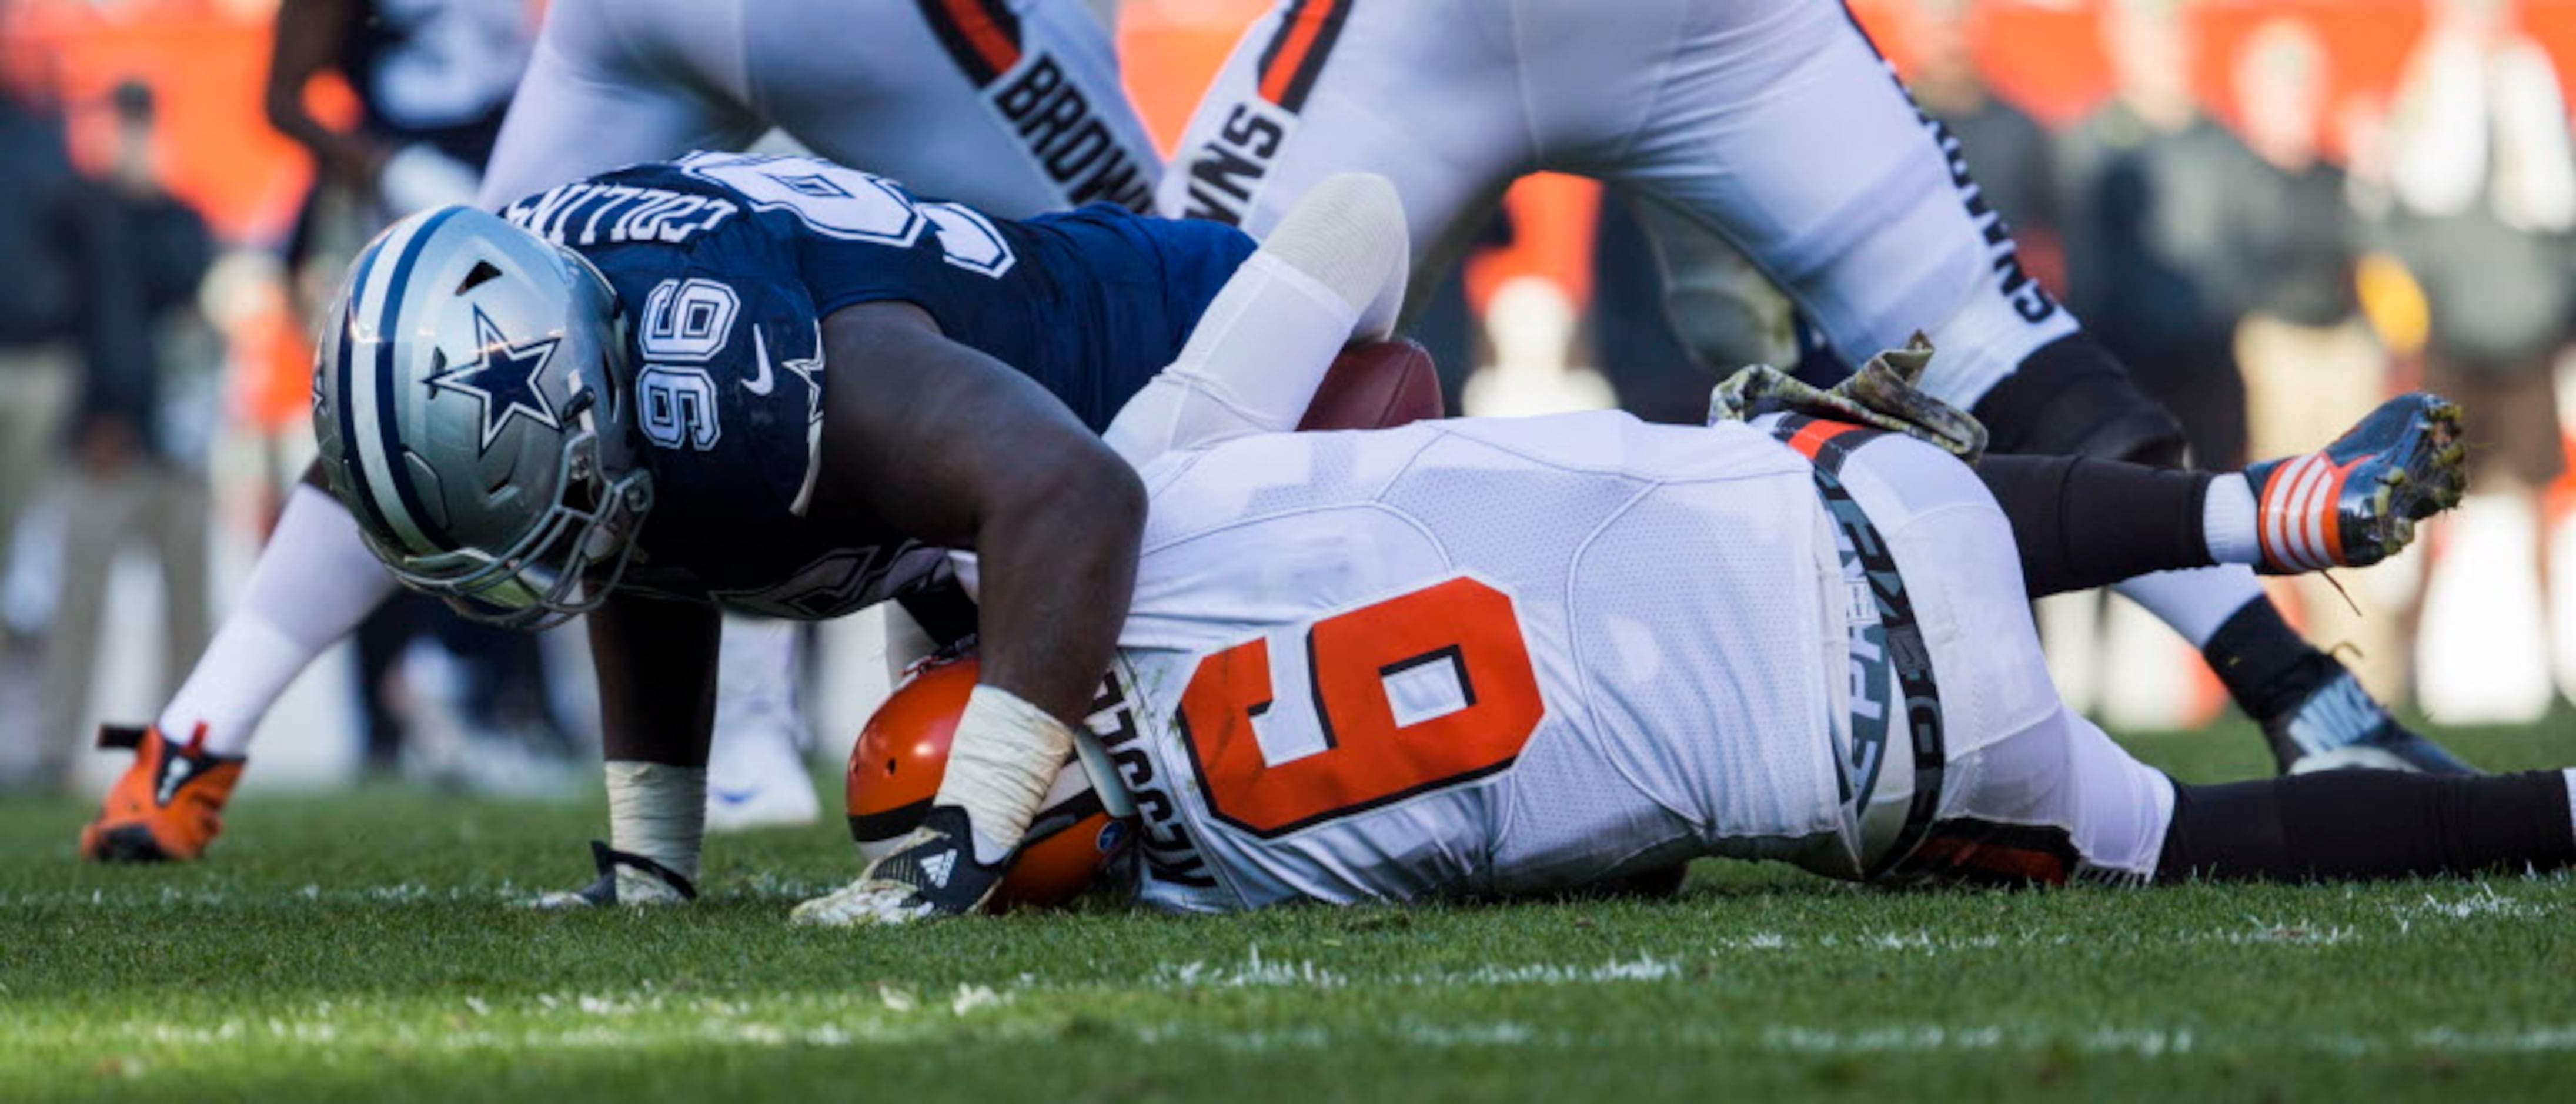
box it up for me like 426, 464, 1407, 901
791, 804, 1007, 925
2264, 668, 2480, 776
527, 840, 698, 908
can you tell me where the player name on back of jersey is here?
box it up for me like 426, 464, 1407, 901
993, 54, 1154, 213
502, 182, 740, 247
1088, 665, 1216, 892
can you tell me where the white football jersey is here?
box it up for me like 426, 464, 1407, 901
1095, 412, 1853, 912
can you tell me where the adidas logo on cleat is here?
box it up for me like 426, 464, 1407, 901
922, 850, 956, 889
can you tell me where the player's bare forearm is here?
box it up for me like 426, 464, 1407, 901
585, 592, 721, 767
812, 301, 1144, 726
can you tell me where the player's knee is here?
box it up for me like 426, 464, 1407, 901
1971, 333, 2187, 467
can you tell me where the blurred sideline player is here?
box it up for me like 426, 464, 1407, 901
83, 0, 1165, 858
293, 165, 1407, 915
1158, 0, 2471, 777
256, 0, 575, 788
824, 384, 2557, 919
265, 0, 519, 222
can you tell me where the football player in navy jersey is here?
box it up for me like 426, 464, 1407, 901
88, 0, 1175, 857
304, 160, 1409, 915
467, 153, 1261, 614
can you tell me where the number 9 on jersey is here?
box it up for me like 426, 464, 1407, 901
1177, 576, 1545, 837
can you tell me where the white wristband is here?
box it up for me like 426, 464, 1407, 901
933, 685, 1077, 857
605, 760, 706, 898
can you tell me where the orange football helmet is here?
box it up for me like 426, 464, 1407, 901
846, 656, 1132, 910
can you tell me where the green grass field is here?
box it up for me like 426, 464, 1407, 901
6, 718, 2574, 1102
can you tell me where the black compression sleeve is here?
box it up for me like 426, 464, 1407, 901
2157, 771, 2576, 882
1975, 454, 2217, 598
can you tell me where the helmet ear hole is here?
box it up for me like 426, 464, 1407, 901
456, 260, 504, 295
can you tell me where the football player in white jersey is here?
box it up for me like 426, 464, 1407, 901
83, 0, 1165, 859
1157, 0, 2471, 778
815, 361, 2568, 920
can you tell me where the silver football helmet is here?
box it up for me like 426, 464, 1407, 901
313, 205, 651, 628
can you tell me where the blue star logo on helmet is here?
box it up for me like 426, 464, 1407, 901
426, 306, 565, 451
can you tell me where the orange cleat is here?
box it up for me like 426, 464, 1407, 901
78, 724, 245, 862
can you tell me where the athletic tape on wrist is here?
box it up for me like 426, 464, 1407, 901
933, 684, 1077, 851
604, 760, 707, 892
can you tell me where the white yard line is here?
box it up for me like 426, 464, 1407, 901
0, 878, 854, 909
49, 1013, 2576, 1058
1117, 919, 2368, 996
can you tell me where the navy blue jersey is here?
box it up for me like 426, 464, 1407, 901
497, 152, 1255, 618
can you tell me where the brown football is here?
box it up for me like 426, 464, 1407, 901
1297, 337, 1446, 431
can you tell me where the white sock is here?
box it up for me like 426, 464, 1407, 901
606, 760, 707, 895
158, 484, 400, 757
2111, 566, 2267, 649
713, 613, 803, 741
2201, 473, 2261, 566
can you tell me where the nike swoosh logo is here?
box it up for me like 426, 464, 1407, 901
744, 327, 776, 396
711, 787, 762, 805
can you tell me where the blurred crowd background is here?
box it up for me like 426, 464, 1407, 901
1, 0, 2572, 797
